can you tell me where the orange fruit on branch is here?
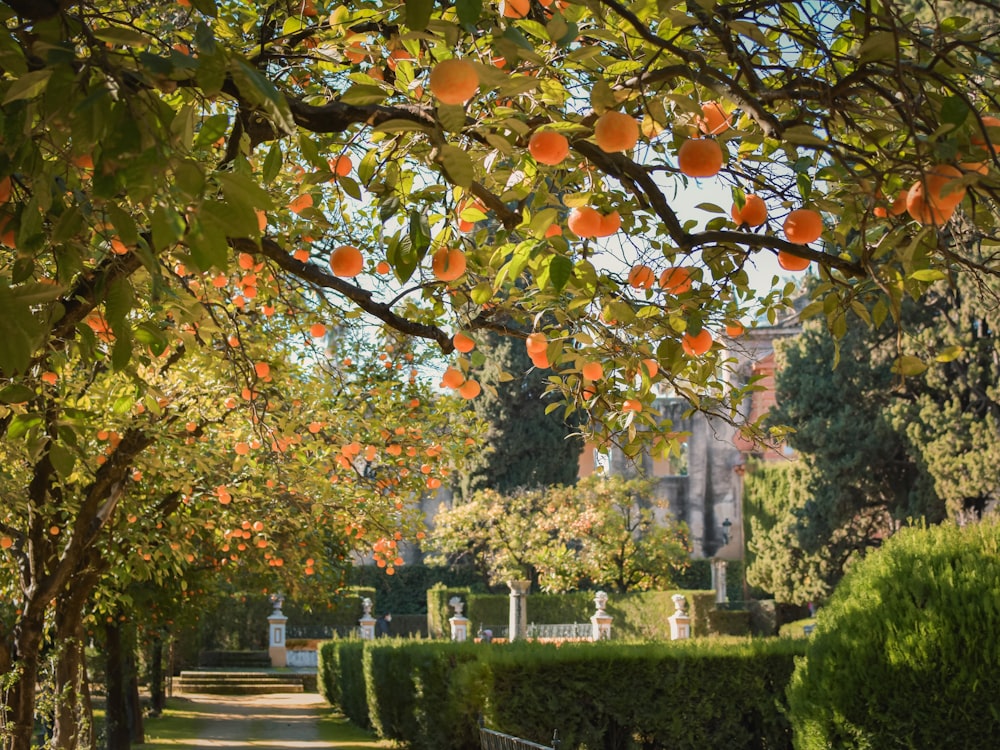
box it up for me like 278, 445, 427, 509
432, 247, 467, 281
628, 264, 656, 290
567, 206, 603, 238
503, 0, 530, 17
458, 379, 482, 399
581, 361, 604, 381
429, 59, 479, 106
971, 115, 1000, 153
725, 321, 745, 337
594, 110, 640, 153
682, 329, 713, 356
526, 332, 547, 355
777, 250, 810, 272
659, 266, 693, 294
906, 164, 965, 225
783, 208, 824, 244
529, 130, 570, 165
453, 332, 476, 352
731, 194, 767, 227
329, 245, 364, 277
597, 210, 621, 237
442, 366, 465, 388
678, 138, 724, 178
697, 101, 731, 136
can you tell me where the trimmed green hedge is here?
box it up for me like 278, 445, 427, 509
335, 640, 369, 728
319, 638, 805, 750
787, 520, 1000, 748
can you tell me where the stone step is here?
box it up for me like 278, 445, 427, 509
175, 670, 307, 695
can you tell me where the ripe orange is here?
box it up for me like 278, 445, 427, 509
783, 208, 824, 244
0, 535, 12, 549
345, 42, 367, 64
429, 59, 479, 106
376, 260, 391, 274
0, 176, 10, 205
725, 321, 745, 337
431, 247, 467, 281
682, 329, 713, 356
453, 332, 476, 352
777, 251, 810, 272
529, 130, 570, 165
458, 379, 481, 399
642, 358, 659, 378
310, 323, 327, 338
597, 210, 621, 236
503, 0, 530, 18
289, 194, 313, 214
329, 245, 364, 277
678, 138, 724, 178
567, 206, 603, 238
526, 332, 548, 354
581, 361, 604, 380
888, 191, 908, 216
544, 224, 562, 238
971, 115, 1000, 153
628, 264, 656, 290
906, 164, 965, 225
254, 361, 270, 378
731, 194, 767, 227
442, 366, 465, 388
594, 111, 640, 153
659, 266, 693, 294
331, 155, 352, 176
622, 399, 642, 413
697, 101, 731, 136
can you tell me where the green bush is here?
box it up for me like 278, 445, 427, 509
336, 640, 369, 728
316, 641, 340, 706
787, 520, 1000, 748
325, 637, 804, 750
475, 639, 803, 750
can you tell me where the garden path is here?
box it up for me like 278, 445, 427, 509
144, 692, 349, 749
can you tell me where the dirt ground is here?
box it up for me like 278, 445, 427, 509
144, 692, 336, 749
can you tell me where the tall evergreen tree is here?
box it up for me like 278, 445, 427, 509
458, 331, 583, 498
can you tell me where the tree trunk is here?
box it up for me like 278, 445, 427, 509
103, 618, 131, 750
4, 601, 47, 750
52, 566, 100, 750
148, 636, 165, 715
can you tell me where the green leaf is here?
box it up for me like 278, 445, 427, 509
229, 57, 295, 135
373, 119, 434, 135
456, 0, 481, 27
858, 31, 897, 63
548, 255, 573, 291
135, 322, 169, 356
93, 27, 152, 47
892, 355, 927, 377
262, 143, 283, 184
408, 210, 431, 259
910, 269, 947, 282
49, 443, 76, 479
589, 80, 616, 113
7, 413, 42, 441
3, 69, 53, 104
940, 96, 970, 128
340, 84, 389, 105
404, 0, 434, 31
151, 205, 186, 251
935, 345, 964, 363
438, 145, 474, 188
0, 384, 34, 404
194, 113, 230, 148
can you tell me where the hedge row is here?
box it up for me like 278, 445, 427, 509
429, 586, 722, 639
320, 637, 805, 750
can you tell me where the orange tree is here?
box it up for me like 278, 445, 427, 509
0, 0, 999, 747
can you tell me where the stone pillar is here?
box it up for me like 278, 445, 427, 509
590, 590, 612, 641
712, 559, 728, 604
507, 580, 530, 641
268, 594, 288, 667
448, 596, 470, 642
668, 593, 691, 640
359, 597, 376, 641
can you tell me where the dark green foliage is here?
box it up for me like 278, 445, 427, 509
322, 638, 805, 750
348, 564, 488, 614
787, 520, 1000, 748
458, 331, 583, 497
673, 558, 747, 601
317, 641, 340, 706
364, 640, 419, 741
765, 315, 944, 603
706, 609, 751, 636
336, 640, 370, 728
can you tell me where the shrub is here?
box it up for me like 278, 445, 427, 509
317, 641, 340, 706
336, 640, 369, 728
365, 639, 419, 741
787, 520, 1000, 748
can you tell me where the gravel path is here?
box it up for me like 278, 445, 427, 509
147, 692, 335, 749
